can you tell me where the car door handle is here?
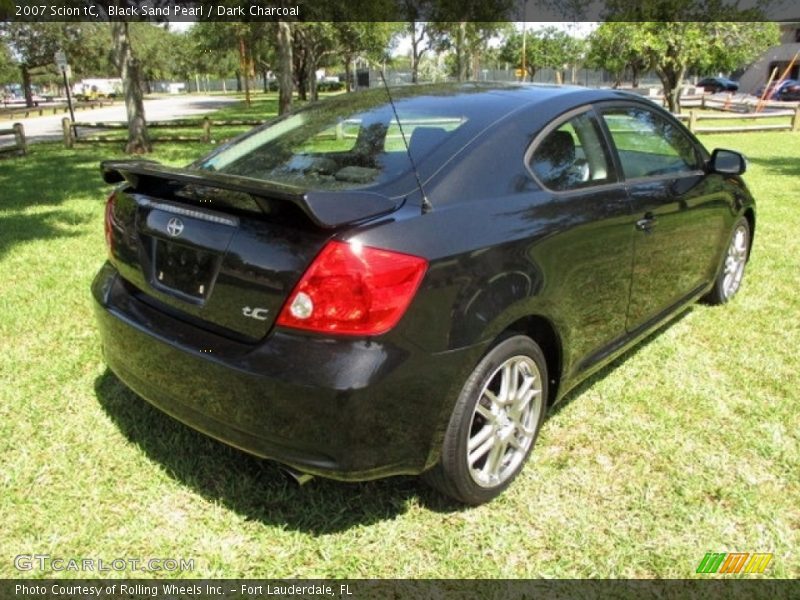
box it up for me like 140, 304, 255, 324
635, 213, 657, 232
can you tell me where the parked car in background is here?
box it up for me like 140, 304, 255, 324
755, 78, 799, 100
93, 83, 755, 505
697, 77, 739, 93
774, 80, 800, 101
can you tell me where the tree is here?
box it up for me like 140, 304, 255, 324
0, 40, 17, 85
111, 22, 151, 154
586, 22, 650, 88
407, 20, 435, 84
293, 23, 336, 102
332, 22, 402, 92
187, 23, 240, 92
603, 1, 778, 112
619, 22, 777, 112
695, 22, 779, 76
500, 26, 585, 83
276, 21, 293, 114
129, 23, 186, 93
1, 23, 76, 106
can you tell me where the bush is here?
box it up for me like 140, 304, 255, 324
317, 80, 344, 92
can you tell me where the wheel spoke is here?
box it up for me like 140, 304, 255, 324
509, 435, 528, 451
482, 440, 506, 479
483, 389, 500, 408
515, 374, 534, 405
475, 402, 495, 423
468, 435, 495, 467
498, 363, 512, 404
468, 424, 493, 452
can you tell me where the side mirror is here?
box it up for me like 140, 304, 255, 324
708, 148, 746, 175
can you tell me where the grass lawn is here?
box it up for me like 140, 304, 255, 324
0, 113, 798, 579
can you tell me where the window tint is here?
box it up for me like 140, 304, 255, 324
601, 107, 700, 179
528, 112, 612, 191
200, 104, 467, 191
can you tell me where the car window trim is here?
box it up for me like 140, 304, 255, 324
523, 105, 622, 195
594, 100, 707, 183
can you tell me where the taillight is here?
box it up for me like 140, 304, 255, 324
104, 191, 116, 256
276, 240, 428, 336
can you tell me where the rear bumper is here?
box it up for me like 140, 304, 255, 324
92, 263, 483, 480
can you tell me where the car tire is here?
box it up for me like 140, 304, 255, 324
704, 216, 751, 305
424, 335, 548, 505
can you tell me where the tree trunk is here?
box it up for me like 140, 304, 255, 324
262, 69, 269, 93
631, 64, 641, 88
277, 21, 293, 114
297, 75, 307, 101
410, 22, 420, 84
308, 55, 318, 102
111, 22, 151, 154
455, 22, 466, 82
238, 36, 251, 107
344, 54, 353, 93
235, 70, 241, 92
21, 64, 34, 107
657, 65, 684, 114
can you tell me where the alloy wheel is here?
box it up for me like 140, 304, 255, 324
467, 355, 543, 488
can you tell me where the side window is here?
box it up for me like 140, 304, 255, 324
601, 107, 701, 179
528, 112, 613, 191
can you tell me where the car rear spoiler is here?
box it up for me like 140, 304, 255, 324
100, 160, 400, 229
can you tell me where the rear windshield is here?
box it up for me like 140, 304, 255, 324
199, 91, 468, 191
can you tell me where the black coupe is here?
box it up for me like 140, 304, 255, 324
93, 83, 754, 504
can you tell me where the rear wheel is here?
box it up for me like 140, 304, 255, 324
425, 335, 548, 505
705, 217, 750, 305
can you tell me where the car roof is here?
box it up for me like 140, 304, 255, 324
377, 82, 635, 122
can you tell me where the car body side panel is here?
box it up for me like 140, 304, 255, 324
623, 174, 731, 330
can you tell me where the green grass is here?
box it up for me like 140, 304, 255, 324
0, 127, 798, 579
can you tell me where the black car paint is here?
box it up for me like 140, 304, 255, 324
92, 84, 755, 481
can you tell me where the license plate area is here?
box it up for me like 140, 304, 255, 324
152, 239, 219, 302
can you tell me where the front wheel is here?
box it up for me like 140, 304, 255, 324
704, 216, 751, 305
424, 335, 548, 505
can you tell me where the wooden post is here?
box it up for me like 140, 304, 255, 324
62, 117, 74, 148
12, 122, 26, 155
792, 106, 800, 132
202, 116, 211, 142
688, 110, 698, 133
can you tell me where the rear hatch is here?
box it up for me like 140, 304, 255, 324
102, 160, 400, 341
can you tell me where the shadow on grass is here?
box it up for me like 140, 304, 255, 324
746, 155, 800, 179
0, 149, 106, 212
0, 210, 88, 259
548, 308, 694, 417
94, 370, 465, 534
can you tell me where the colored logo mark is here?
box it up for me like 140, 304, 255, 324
696, 552, 773, 574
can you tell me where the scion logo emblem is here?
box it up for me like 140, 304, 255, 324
166, 217, 184, 238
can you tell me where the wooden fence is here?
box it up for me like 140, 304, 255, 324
675, 106, 800, 134
62, 116, 264, 147
1, 100, 115, 121
59, 104, 800, 148
0, 123, 27, 157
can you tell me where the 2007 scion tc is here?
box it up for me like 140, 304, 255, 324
93, 83, 754, 504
